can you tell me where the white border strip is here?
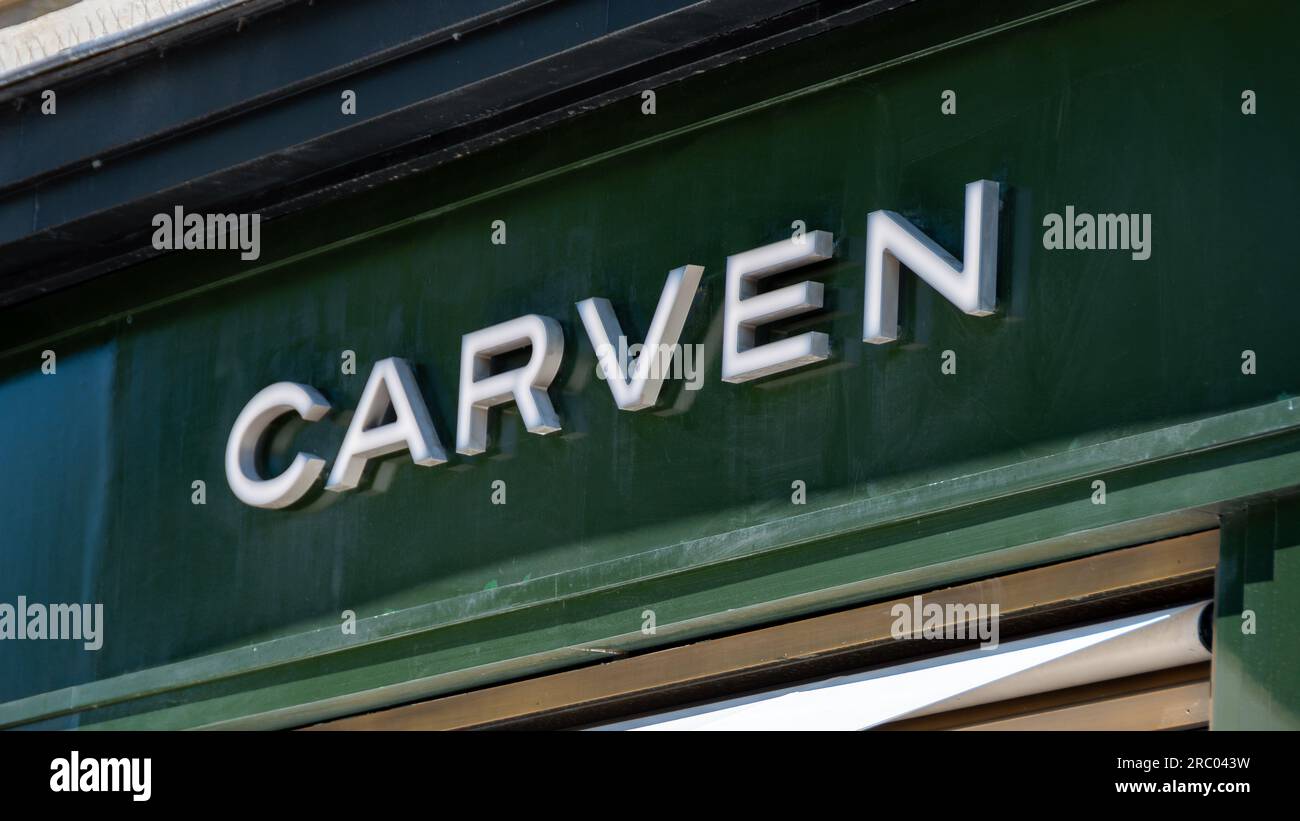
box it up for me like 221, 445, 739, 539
0, 0, 246, 85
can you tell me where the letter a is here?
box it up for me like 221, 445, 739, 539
326, 357, 447, 492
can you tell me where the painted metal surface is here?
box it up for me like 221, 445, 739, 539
1, 0, 1298, 728
1213, 496, 1300, 729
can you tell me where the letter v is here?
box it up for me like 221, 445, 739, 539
864, 180, 1000, 343
576, 264, 703, 411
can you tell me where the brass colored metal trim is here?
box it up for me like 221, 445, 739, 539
959, 681, 1210, 731
881, 662, 1210, 730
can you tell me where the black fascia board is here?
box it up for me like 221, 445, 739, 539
0, 0, 912, 306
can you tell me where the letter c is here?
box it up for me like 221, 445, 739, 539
225, 382, 330, 509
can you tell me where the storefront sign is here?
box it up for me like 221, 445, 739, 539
226, 180, 1001, 508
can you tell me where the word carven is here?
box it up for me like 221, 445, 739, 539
227, 181, 1002, 508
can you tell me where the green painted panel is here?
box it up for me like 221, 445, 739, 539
3, 0, 1300, 727
1213, 495, 1300, 730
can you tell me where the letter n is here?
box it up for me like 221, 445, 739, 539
863, 180, 999, 343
